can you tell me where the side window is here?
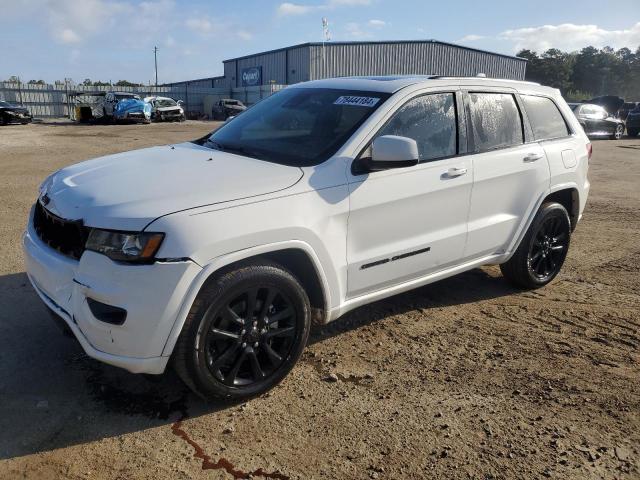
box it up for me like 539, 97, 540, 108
377, 93, 457, 162
522, 95, 570, 140
468, 92, 523, 152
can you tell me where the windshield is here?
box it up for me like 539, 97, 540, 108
115, 94, 139, 100
204, 88, 390, 167
0, 101, 12, 107
156, 98, 177, 107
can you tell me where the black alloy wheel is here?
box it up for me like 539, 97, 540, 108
173, 262, 310, 400
203, 286, 298, 387
527, 214, 569, 282
501, 202, 571, 289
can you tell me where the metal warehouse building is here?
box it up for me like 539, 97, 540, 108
172, 40, 526, 89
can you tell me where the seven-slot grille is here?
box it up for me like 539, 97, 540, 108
33, 201, 87, 260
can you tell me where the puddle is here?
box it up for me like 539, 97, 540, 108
171, 419, 289, 480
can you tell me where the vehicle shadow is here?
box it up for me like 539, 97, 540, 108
0, 266, 515, 460
310, 266, 517, 343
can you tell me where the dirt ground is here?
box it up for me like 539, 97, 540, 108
0, 121, 638, 480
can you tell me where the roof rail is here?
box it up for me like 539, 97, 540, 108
428, 75, 540, 86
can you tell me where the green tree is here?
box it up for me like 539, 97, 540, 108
114, 80, 143, 87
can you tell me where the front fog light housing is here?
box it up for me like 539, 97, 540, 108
85, 229, 164, 263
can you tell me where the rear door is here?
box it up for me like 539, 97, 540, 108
463, 89, 550, 259
520, 93, 578, 186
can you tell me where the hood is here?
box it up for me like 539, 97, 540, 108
115, 98, 148, 113
1, 105, 28, 113
226, 105, 247, 111
40, 142, 303, 231
588, 96, 625, 115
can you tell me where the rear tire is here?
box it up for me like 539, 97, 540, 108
500, 202, 571, 289
172, 262, 311, 401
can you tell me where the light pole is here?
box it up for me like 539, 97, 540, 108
154, 46, 158, 89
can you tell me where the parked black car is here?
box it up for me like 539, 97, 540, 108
0, 101, 32, 125
626, 105, 640, 137
212, 99, 247, 120
619, 102, 639, 121
569, 103, 625, 140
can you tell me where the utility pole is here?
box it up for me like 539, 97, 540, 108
322, 18, 330, 78
154, 46, 158, 89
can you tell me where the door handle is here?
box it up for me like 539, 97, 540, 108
523, 153, 544, 163
446, 167, 468, 178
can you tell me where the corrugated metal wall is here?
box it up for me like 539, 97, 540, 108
308, 42, 526, 80
286, 46, 311, 84
0, 82, 284, 118
165, 41, 525, 91
222, 45, 311, 88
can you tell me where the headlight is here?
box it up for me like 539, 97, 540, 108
85, 229, 164, 263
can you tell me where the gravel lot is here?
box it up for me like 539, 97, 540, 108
0, 121, 638, 480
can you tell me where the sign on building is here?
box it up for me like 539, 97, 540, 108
241, 66, 262, 87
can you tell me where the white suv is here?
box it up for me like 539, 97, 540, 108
24, 76, 590, 400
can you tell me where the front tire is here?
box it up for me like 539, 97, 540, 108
500, 202, 571, 289
611, 124, 624, 140
172, 262, 311, 401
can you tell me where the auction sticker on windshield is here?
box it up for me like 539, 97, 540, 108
334, 96, 381, 107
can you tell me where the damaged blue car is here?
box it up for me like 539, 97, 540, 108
113, 97, 152, 124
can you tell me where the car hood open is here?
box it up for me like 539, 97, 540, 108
40, 142, 303, 231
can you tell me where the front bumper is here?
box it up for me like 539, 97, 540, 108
156, 109, 183, 121
23, 210, 202, 374
115, 111, 150, 122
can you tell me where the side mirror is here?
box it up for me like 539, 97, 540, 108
368, 135, 419, 171
177, 100, 184, 106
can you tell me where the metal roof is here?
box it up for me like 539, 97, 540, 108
222, 40, 527, 64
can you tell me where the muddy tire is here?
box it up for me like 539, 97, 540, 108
172, 262, 311, 401
500, 202, 571, 289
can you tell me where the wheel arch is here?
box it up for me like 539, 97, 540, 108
544, 187, 580, 231
503, 184, 580, 263
161, 240, 331, 358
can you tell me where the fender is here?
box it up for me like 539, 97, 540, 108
502, 181, 580, 261
160, 239, 332, 357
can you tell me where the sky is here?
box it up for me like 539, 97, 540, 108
1, 0, 639, 85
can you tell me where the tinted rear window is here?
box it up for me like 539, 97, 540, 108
468, 93, 523, 152
522, 95, 570, 140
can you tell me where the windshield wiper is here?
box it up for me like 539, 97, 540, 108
203, 139, 226, 151
204, 140, 263, 159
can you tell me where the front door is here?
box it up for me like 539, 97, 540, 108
346, 91, 472, 298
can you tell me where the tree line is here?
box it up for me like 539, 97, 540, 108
2, 76, 145, 87
518, 46, 640, 101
